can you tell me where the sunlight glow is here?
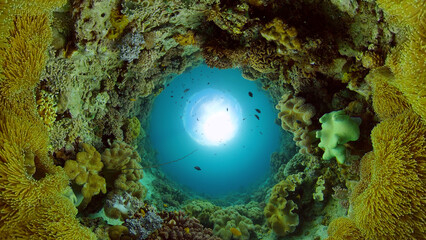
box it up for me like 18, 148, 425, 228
184, 89, 241, 146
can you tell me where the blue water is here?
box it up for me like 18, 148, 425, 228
147, 64, 281, 196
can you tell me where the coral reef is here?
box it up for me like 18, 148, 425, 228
1, 0, 424, 239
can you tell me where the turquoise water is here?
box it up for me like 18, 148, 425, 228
148, 64, 282, 196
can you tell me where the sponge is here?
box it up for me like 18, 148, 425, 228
316, 110, 361, 164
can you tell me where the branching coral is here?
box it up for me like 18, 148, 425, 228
183, 199, 220, 228
64, 143, 106, 207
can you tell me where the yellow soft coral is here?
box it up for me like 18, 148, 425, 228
264, 175, 300, 236
173, 30, 197, 46
261, 18, 302, 54
0, 14, 51, 97
106, 8, 129, 40
367, 67, 410, 121
0, 1, 96, 238
326, 217, 363, 240
350, 110, 426, 239
37, 90, 58, 127
64, 143, 106, 204
276, 93, 316, 154
102, 141, 145, 199
0, 111, 95, 239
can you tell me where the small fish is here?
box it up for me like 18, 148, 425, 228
167, 84, 170, 87
207, 82, 210, 85
184, 227, 190, 234
259, 131, 263, 135
163, 204, 168, 207
255, 109, 261, 113
194, 166, 201, 171
248, 92, 253, 97
226, 108, 228, 111
243, 118, 246, 121
171, 95, 173, 98
181, 96, 183, 99
130, 98, 137, 101
254, 114, 260, 120
230, 227, 242, 236
184, 88, 190, 93
197, 118, 199, 121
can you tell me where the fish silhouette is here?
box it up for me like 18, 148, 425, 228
255, 109, 261, 113
248, 92, 253, 97
184, 88, 190, 93
194, 166, 201, 171
254, 114, 260, 120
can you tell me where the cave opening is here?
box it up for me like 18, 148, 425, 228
146, 64, 283, 197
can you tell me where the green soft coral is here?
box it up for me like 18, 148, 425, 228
316, 110, 361, 164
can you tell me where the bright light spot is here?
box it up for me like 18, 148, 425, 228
183, 89, 242, 146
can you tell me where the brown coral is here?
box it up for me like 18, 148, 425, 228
148, 211, 221, 240
64, 143, 106, 206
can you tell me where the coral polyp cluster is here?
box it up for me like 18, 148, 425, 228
0, 0, 424, 239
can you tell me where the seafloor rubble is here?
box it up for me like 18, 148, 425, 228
0, 0, 424, 239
